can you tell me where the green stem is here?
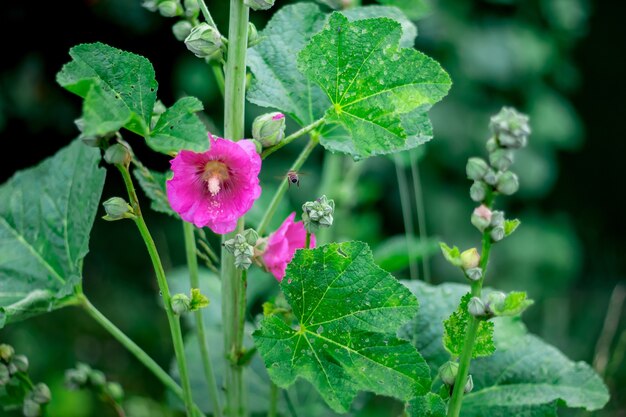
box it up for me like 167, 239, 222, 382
212, 63, 226, 97
183, 222, 223, 417
197, 0, 217, 28
117, 165, 196, 417
79, 296, 204, 416
261, 118, 325, 159
410, 155, 431, 282
447, 223, 494, 417
222, 1, 249, 415
305, 231, 311, 249
268, 383, 278, 417
257, 136, 320, 235
394, 156, 418, 280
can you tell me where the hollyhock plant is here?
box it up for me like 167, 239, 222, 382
166, 134, 261, 234
263, 212, 315, 281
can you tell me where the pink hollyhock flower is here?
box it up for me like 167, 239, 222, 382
166, 135, 261, 234
263, 212, 315, 282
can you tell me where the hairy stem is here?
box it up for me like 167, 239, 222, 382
410, 154, 431, 282
117, 165, 195, 417
183, 222, 223, 417
261, 118, 325, 159
257, 136, 320, 235
394, 156, 418, 280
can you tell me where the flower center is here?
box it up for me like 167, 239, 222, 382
202, 161, 230, 196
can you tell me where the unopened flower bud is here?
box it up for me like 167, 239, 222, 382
490, 107, 530, 149
171, 293, 191, 315
248, 22, 261, 47
102, 197, 135, 221
465, 267, 482, 282
483, 169, 498, 186
490, 210, 505, 227
183, 0, 199, 16
252, 112, 286, 147
486, 137, 498, 153
485, 291, 506, 314
223, 229, 258, 269
172, 20, 193, 41
141, 0, 158, 12
32, 383, 51, 404
470, 181, 488, 203
489, 148, 514, 171
89, 370, 106, 387
466, 157, 489, 181
460, 248, 480, 270
468, 297, 486, 317
185, 23, 222, 58
496, 171, 519, 195
12, 355, 29, 373
471, 205, 492, 232
490, 226, 505, 242
158, 1, 182, 17
107, 382, 124, 402
0, 364, 9, 385
22, 398, 41, 417
438, 361, 459, 386
104, 143, 131, 167
65, 368, 88, 389
0, 344, 14, 362
464, 375, 474, 393
244, 0, 275, 10
302, 195, 335, 233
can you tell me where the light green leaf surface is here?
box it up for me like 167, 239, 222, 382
146, 97, 209, 154
298, 13, 451, 159
133, 168, 177, 217
400, 281, 609, 416
0, 141, 106, 327
406, 393, 447, 417
492, 291, 533, 317
443, 293, 495, 358
254, 241, 430, 412
57, 42, 157, 137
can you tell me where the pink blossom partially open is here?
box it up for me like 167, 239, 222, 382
166, 135, 261, 234
263, 212, 315, 282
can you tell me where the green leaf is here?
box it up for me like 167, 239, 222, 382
57, 42, 158, 137
504, 218, 521, 236
373, 235, 439, 272
400, 281, 610, 416
443, 293, 495, 358
146, 97, 209, 154
81, 83, 131, 137
406, 393, 446, 417
253, 241, 430, 412
133, 167, 176, 217
298, 13, 451, 159
341, 6, 418, 48
439, 242, 462, 267
491, 291, 534, 317
0, 141, 106, 328
189, 288, 209, 311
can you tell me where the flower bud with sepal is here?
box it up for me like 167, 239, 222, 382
102, 197, 136, 221
32, 383, 51, 404
489, 148, 515, 171
490, 107, 531, 149
104, 143, 131, 168
464, 375, 474, 394
439, 361, 459, 386
490, 211, 505, 227
483, 168, 498, 186
465, 267, 482, 282
158, 1, 182, 17
183, 0, 199, 16
185, 23, 222, 58
223, 229, 258, 270
172, 20, 193, 41
107, 382, 124, 402
252, 112, 286, 147
248, 22, 261, 47
471, 205, 492, 232
470, 181, 489, 202
460, 248, 480, 270
496, 171, 519, 195
486, 137, 498, 153
466, 157, 490, 181
491, 226, 505, 242
89, 370, 106, 387
0, 364, 10, 385
171, 293, 191, 315
11, 354, 29, 373
22, 398, 41, 417
484, 291, 506, 315
302, 195, 335, 233
468, 297, 486, 318
244, 0, 275, 10
0, 344, 14, 362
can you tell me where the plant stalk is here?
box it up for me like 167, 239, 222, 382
261, 118, 325, 159
268, 382, 279, 417
410, 154, 431, 282
394, 156, 418, 280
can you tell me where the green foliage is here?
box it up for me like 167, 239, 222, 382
132, 167, 176, 217
406, 393, 446, 417
298, 13, 451, 159
253, 241, 430, 412
57, 43, 208, 154
0, 141, 105, 328
188, 288, 209, 311
401, 281, 609, 416
439, 242, 462, 267
443, 293, 495, 358
504, 218, 521, 237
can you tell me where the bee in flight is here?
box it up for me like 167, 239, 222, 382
285, 170, 301, 187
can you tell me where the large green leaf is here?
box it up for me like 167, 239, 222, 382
146, 97, 209, 154
253, 241, 430, 412
443, 293, 495, 359
0, 141, 106, 327
298, 13, 451, 159
400, 281, 609, 416
406, 393, 446, 417
57, 42, 157, 137
133, 167, 177, 218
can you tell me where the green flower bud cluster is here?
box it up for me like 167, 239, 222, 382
302, 195, 335, 233
185, 23, 223, 59
468, 291, 533, 320
439, 243, 482, 283
244, 0, 275, 11
252, 112, 286, 148
223, 229, 259, 270
172, 288, 210, 315
1, 344, 51, 417
466, 107, 530, 203
65, 363, 124, 403
438, 361, 473, 393
470, 205, 520, 243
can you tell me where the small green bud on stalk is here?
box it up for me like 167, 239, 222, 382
244, 0, 275, 10
490, 210, 505, 227
102, 197, 135, 221
471, 205, 492, 232
0, 344, 14, 362
185, 23, 222, 59
466, 157, 490, 181
483, 169, 498, 186
22, 398, 41, 417
485, 291, 506, 314
470, 181, 488, 202
12, 354, 29, 373
490, 107, 531, 149
104, 143, 131, 168
302, 195, 335, 233
158, 1, 182, 17
252, 112, 286, 147
460, 248, 480, 270
89, 370, 106, 387
32, 383, 52, 404
489, 148, 514, 171
468, 297, 486, 317
248, 22, 261, 47
65, 368, 88, 389
496, 171, 519, 195
486, 137, 498, 153
172, 20, 193, 41
464, 375, 474, 394
439, 361, 459, 386
141, 0, 158, 12
171, 293, 191, 315
465, 267, 482, 282
0, 364, 10, 385
183, 0, 199, 16
490, 226, 505, 242
107, 382, 124, 402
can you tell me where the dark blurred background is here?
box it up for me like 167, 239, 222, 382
0, 0, 624, 416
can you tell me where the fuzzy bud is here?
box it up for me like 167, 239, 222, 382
104, 143, 131, 167
438, 361, 459, 386
469, 181, 488, 203
0, 344, 14, 362
460, 248, 480, 270
32, 383, 51, 404
0, 364, 9, 385
468, 297, 486, 317
223, 229, 258, 270
22, 399, 41, 417
252, 112, 286, 147
65, 368, 88, 390
490, 107, 530, 149
485, 291, 506, 314
465, 267, 483, 282
185, 23, 222, 58
102, 197, 135, 221
486, 137, 498, 153
471, 205, 492, 232
89, 370, 106, 387
496, 171, 519, 195
466, 157, 489, 181
172, 20, 193, 41
107, 382, 124, 402
489, 148, 514, 171
490, 226, 505, 242
171, 293, 191, 315
158, 1, 182, 17
248, 22, 261, 47
490, 210, 505, 227
483, 169, 498, 186
141, 0, 158, 12
12, 355, 29, 373
183, 0, 199, 16
302, 195, 335, 233
244, 0, 275, 10
464, 375, 474, 394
